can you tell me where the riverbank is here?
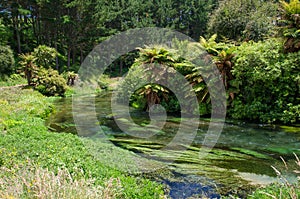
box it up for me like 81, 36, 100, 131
0, 86, 165, 198
1, 83, 299, 198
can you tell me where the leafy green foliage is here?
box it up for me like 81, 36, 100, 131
118, 46, 197, 113
33, 45, 58, 69
249, 184, 300, 198
0, 45, 15, 78
207, 0, 278, 41
0, 19, 10, 45
281, 0, 300, 15
18, 53, 37, 85
199, 34, 236, 89
279, 0, 300, 52
230, 39, 300, 123
35, 68, 68, 96
18, 45, 68, 96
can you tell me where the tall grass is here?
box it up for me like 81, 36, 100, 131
249, 153, 300, 199
0, 161, 123, 199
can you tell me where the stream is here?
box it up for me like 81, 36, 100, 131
47, 91, 300, 198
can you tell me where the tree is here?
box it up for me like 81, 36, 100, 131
207, 0, 278, 41
93, 0, 217, 41
0, 0, 38, 53
116, 46, 195, 113
131, 46, 180, 112
18, 53, 37, 85
0, 19, 11, 45
0, 0, 220, 75
279, 0, 300, 52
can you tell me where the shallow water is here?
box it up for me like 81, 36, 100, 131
47, 92, 300, 198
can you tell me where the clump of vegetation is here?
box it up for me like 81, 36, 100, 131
18, 53, 37, 85
35, 68, 68, 96
279, 0, 300, 52
207, 0, 278, 41
0, 162, 123, 199
117, 46, 198, 114
249, 154, 300, 198
0, 45, 15, 78
33, 45, 58, 69
229, 39, 300, 124
18, 45, 69, 96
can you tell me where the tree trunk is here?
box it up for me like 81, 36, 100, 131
13, 16, 22, 53
119, 57, 123, 76
72, 47, 76, 66
16, 28, 21, 53
80, 46, 84, 63
67, 47, 71, 71
55, 42, 59, 71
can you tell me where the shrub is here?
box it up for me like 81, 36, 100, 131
229, 39, 300, 124
0, 45, 15, 78
33, 45, 58, 69
35, 68, 68, 96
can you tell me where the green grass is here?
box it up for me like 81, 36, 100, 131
248, 183, 300, 199
248, 155, 300, 199
0, 87, 165, 198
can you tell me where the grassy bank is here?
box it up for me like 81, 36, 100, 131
0, 87, 165, 198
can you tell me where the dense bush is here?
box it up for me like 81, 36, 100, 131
207, 0, 278, 41
35, 68, 68, 96
0, 45, 15, 78
229, 39, 300, 124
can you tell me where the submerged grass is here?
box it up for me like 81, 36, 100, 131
0, 87, 165, 198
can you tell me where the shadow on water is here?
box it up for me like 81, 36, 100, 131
46, 92, 300, 198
